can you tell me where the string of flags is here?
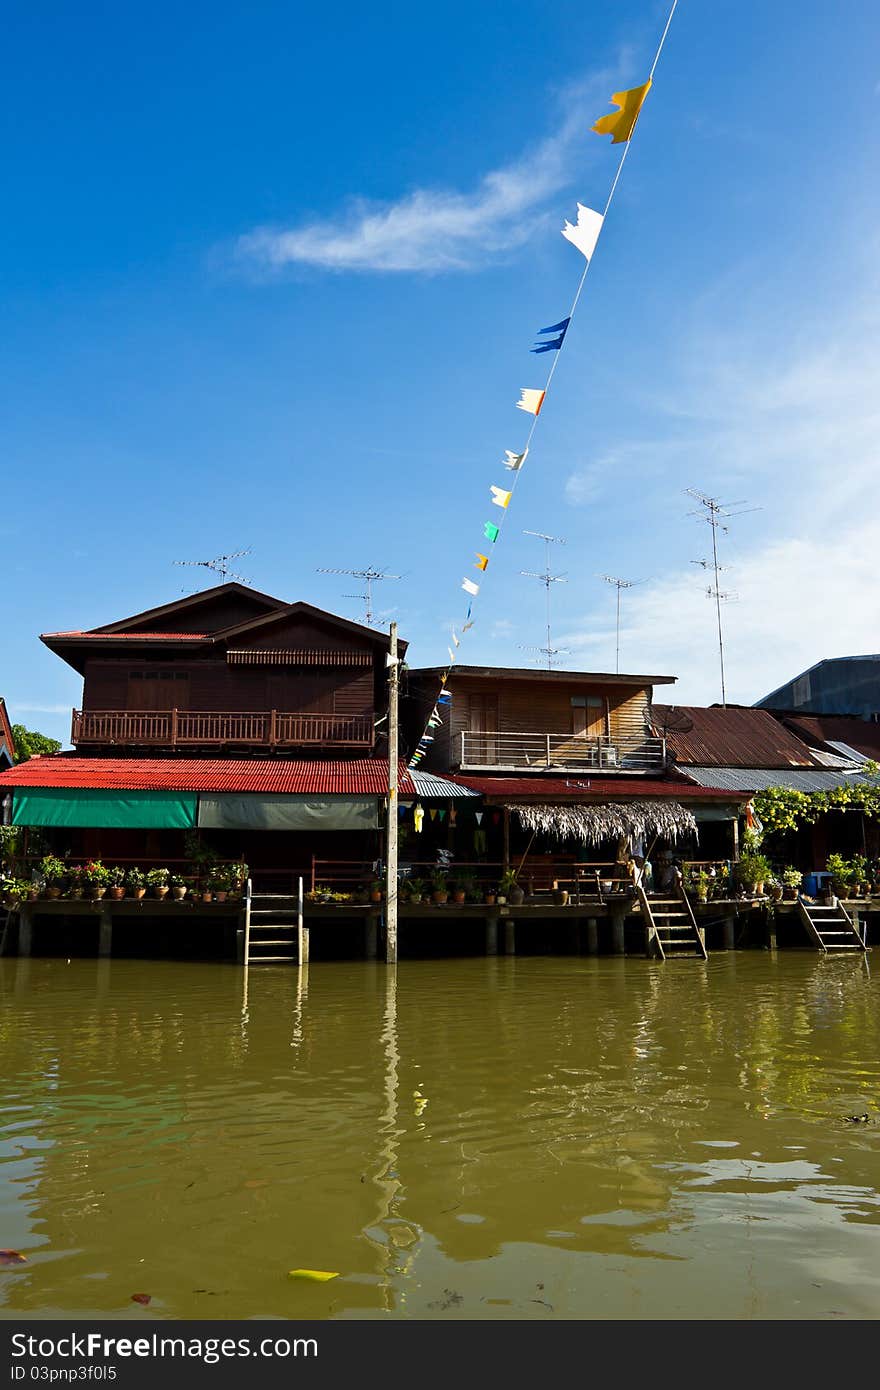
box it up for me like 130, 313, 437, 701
408, 3, 677, 770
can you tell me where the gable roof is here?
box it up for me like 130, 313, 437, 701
652, 704, 825, 769
778, 713, 880, 763
91, 582, 286, 634
218, 600, 407, 650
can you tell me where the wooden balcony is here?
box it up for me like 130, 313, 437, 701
458, 730, 667, 773
71, 709, 374, 750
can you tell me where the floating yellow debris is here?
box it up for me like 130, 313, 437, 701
287, 1269, 339, 1283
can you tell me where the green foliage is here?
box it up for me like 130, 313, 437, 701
782, 866, 803, 889
735, 852, 772, 890
11, 724, 61, 763
124, 867, 145, 889
754, 777, 880, 836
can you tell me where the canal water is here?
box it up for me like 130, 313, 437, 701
1, 954, 878, 1321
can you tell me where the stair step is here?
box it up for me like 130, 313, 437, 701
250, 937, 296, 945
246, 955, 297, 963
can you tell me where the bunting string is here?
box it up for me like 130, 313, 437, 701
408, 0, 679, 768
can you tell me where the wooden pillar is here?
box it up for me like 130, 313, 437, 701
297, 876, 310, 965
17, 905, 32, 958
610, 909, 625, 955
586, 917, 599, 955
722, 915, 735, 950
503, 919, 516, 955
365, 915, 378, 959
98, 907, 113, 958
503, 807, 510, 870
485, 917, 498, 956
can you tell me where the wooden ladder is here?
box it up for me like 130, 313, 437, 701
639, 885, 707, 960
796, 898, 867, 953
244, 880, 300, 965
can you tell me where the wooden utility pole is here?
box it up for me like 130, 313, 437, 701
385, 622, 399, 964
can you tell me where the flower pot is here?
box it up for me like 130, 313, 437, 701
201, 891, 213, 904
508, 887, 525, 906
132, 887, 147, 900
109, 886, 125, 900
600, 880, 614, 895
26, 890, 39, 902
89, 886, 107, 900
553, 890, 569, 907
768, 885, 782, 903
783, 886, 797, 901
496, 895, 507, 905
410, 893, 422, 905
152, 885, 169, 900
214, 890, 228, 903
484, 894, 496, 906
172, 887, 187, 901
370, 891, 382, 904
452, 890, 466, 904
46, 886, 61, 900
432, 891, 449, 905
69, 889, 84, 900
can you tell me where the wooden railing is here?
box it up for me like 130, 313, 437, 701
458, 730, 667, 772
71, 708, 374, 749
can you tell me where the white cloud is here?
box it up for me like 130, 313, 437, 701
12, 702, 71, 716
234, 70, 617, 274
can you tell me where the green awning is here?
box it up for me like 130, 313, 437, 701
12, 788, 197, 829
197, 794, 377, 831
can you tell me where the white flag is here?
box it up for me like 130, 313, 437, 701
562, 203, 604, 261
503, 448, 528, 472
490, 485, 511, 509
516, 388, 545, 416
461, 577, 480, 596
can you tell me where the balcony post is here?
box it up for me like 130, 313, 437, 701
460, 731, 466, 767
545, 733, 551, 767
269, 710, 277, 747
170, 709, 178, 746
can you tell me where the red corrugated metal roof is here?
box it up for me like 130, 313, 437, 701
652, 705, 822, 769
42, 631, 209, 640
448, 774, 738, 801
781, 715, 880, 761
0, 756, 414, 796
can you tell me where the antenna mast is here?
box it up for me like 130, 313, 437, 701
519, 530, 568, 670
686, 490, 758, 706
316, 566, 401, 627
598, 575, 644, 673
173, 548, 252, 586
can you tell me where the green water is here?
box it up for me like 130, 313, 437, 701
1, 954, 879, 1320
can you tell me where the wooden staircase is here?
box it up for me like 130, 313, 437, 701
797, 898, 867, 953
638, 885, 707, 960
244, 882, 300, 965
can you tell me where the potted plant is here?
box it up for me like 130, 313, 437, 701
552, 881, 570, 907
825, 854, 852, 900
227, 862, 247, 901
146, 867, 170, 900
766, 876, 783, 903
67, 865, 85, 900
82, 860, 109, 900
450, 872, 469, 905
40, 854, 65, 899
125, 867, 146, 900
599, 875, 614, 896
207, 866, 228, 903
499, 868, 524, 906
170, 873, 188, 901
483, 884, 496, 906
850, 854, 869, 898
407, 877, 425, 906
369, 880, 383, 904
735, 852, 771, 897
430, 869, 448, 905
107, 866, 126, 900
782, 867, 802, 901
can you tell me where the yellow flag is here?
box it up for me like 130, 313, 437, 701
474, 553, 488, 571
592, 81, 652, 144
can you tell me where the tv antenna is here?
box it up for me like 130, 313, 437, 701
316, 566, 401, 627
520, 531, 568, 670
598, 575, 646, 673
173, 548, 252, 587
685, 490, 759, 706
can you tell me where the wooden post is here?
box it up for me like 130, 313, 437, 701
242, 878, 252, 966
586, 917, 599, 954
722, 915, 735, 950
610, 908, 625, 954
98, 907, 112, 958
503, 807, 510, 871
171, 708, 178, 746
18, 905, 32, 957
297, 875, 309, 965
485, 917, 498, 956
385, 623, 399, 965
365, 915, 378, 959
269, 710, 277, 747
503, 919, 516, 955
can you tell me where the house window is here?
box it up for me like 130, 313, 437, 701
571, 694, 604, 737
127, 670, 190, 711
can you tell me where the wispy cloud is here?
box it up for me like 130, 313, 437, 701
234, 69, 618, 275
12, 702, 71, 716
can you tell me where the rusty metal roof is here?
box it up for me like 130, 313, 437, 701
780, 714, 880, 762
0, 756, 413, 796
652, 705, 824, 769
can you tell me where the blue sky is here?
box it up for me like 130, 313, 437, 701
4, 0, 880, 746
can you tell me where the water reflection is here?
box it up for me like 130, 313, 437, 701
1, 954, 878, 1319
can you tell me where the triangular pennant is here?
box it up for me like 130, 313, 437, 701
592, 81, 652, 144
503, 448, 528, 472
449, 806, 457, 825
475, 812, 483, 825
438, 808, 446, 822
515, 388, 545, 416
429, 809, 437, 822
561, 203, 604, 261
531, 318, 570, 353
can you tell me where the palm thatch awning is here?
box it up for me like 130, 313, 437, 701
507, 800, 698, 845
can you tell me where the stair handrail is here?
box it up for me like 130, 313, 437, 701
678, 884, 708, 960
636, 883, 664, 960
244, 877, 252, 966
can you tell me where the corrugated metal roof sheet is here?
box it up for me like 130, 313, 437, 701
409, 770, 480, 799
448, 774, 738, 801
782, 715, 880, 761
683, 766, 876, 793
653, 705, 823, 768
0, 756, 413, 796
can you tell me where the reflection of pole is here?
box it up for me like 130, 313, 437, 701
385, 623, 399, 964
376, 968, 401, 1309
297, 875, 309, 964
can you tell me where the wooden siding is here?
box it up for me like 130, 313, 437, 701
83, 659, 374, 719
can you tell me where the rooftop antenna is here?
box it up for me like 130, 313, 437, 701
173, 548, 252, 588
316, 566, 401, 627
685, 490, 759, 706
598, 575, 646, 674
520, 530, 568, 670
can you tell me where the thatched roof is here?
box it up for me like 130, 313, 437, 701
508, 801, 698, 845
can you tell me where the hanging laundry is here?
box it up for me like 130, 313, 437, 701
473, 828, 488, 855
592, 81, 652, 144
561, 203, 604, 261
516, 388, 545, 416
413, 804, 424, 833
503, 448, 528, 472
